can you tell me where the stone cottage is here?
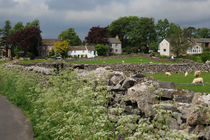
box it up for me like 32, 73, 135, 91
41, 39, 60, 57
107, 36, 122, 54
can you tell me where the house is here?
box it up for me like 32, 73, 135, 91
0, 46, 6, 58
67, 45, 97, 58
41, 39, 60, 57
158, 38, 210, 56
107, 35, 122, 54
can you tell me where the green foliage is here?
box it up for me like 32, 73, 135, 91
95, 44, 109, 56
170, 27, 191, 57
108, 16, 156, 50
58, 28, 82, 46
25, 19, 40, 29
54, 40, 69, 58
156, 18, 170, 40
11, 22, 24, 34
146, 72, 210, 93
200, 52, 210, 63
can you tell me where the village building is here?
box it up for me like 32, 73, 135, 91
67, 45, 97, 58
107, 35, 122, 54
158, 38, 210, 56
41, 39, 59, 57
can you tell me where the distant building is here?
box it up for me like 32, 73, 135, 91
68, 45, 97, 58
158, 38, 210, 56
107, 35, 122, 54
41, 39, 59, 57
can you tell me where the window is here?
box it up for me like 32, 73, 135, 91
163, 49, 166, 52
74, 50, 76, 53
82, 50, 84, 53
115, 49, 118, 52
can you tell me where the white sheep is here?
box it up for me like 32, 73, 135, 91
194, 71, 201, 77
122, 60, 125, 63
165, 72, 171, 76
185, 72, 188, 77
192, 77, 204, 85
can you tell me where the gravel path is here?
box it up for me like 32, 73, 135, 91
0, 95, 34, 140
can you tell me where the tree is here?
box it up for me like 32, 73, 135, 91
85, 27, 108, 44
108, 16, 156, 52
58, 28, 82, 46
195, 28, 210, 38
183, 26, 196, 39
11, 22, 24, 35
1, 20, 12, 57
156, 18, 170, 40
9, 27, 42, 57
25, 19, 40, 29
95, 44, 109, 56
170, 27, 191, 57
53, 40, 69, 57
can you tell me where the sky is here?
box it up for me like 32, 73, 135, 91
0, 0, 210, 40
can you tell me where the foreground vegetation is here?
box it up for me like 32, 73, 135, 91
0, 66, 198, 139
146, 72, 210, 93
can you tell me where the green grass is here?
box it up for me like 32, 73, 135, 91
0, 61, 6, 66
69, 56, 180, 64
146, 72, 210, 93
19, 59, 54, 64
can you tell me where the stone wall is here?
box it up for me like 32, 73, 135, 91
83, 63, 210, 74
17, 61, 210, 74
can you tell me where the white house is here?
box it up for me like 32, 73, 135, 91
158, 38, 204, 57
107, 36, 122, 54
68, 45, 97, 58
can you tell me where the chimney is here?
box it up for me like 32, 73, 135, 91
115, 35, 119, 41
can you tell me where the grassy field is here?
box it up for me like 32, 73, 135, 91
69, 56, 180, 64
19, 59, 54, 64
146, 72, 210, 93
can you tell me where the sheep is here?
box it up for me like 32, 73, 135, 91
192, 77, 204, 85
165, 72, 171, 76
194, 71, 201, 77
122, 60, 125, 63
185, 72, 188, 77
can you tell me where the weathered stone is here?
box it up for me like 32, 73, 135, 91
126, 83, 155, 117
187, 105, 210, 126
132, 73, 145, 79
109, 71, 125, 86
154, 88, 176, 100
168, 118, 180, 130
154, 102, 179, 112
191, 125, 210, 140
175, 102, 191, 119
158, 81, 176, 89
173, 90, 194, 103
121, 77, 136, 89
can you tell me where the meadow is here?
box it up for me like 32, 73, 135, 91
69, 56, 180, 64
146, 72, 210, 93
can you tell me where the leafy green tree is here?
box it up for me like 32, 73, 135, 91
195, 28, 210, 38
156, 18, 170, 40
54, 40, 69, 57
58, 28, 82, 46
108, 16, 156, 52
95, 44, 109, 56
170, 27, 191, 57
11, 22, 24, 34
1, 20, 12, 57
183, 26, 196, 39
25, 19, 40, 29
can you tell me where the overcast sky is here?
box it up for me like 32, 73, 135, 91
0, 0, 210, 40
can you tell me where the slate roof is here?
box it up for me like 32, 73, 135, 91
69, 46, 96, 51
42, 39, 60, 46
108, 38, 121, 44
192, 38, 210, 43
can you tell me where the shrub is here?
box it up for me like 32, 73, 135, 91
95, 44, 109, 56
200, 52, 210, 63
